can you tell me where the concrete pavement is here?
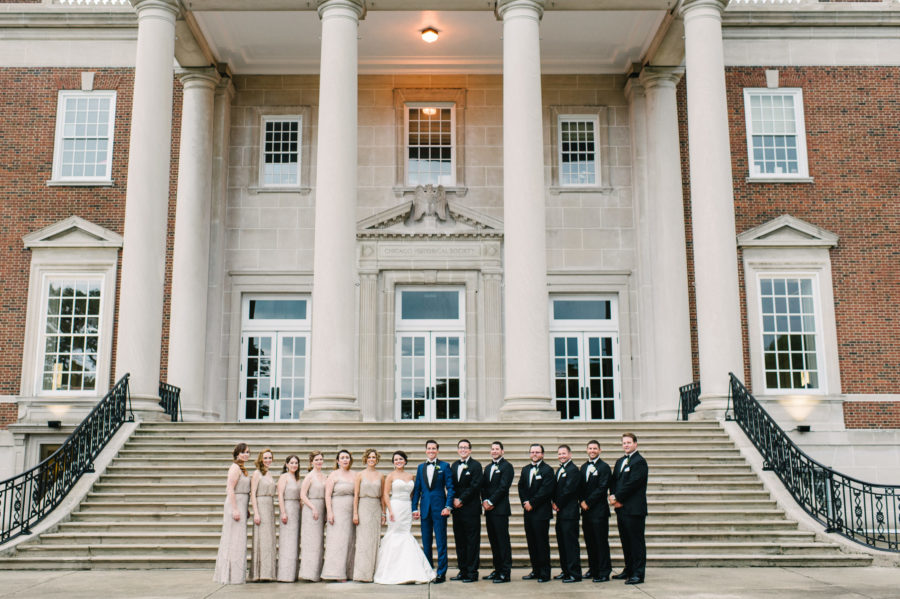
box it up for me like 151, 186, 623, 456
0, 567, 899, 598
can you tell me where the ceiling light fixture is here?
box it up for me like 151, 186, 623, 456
421, 27, 439, 43
422, 107, 438, 116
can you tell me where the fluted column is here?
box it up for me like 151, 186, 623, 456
497, 0, 557, 420
115, 0, 179, 413
302, 0, 364, 421
680, 0, 744, 412
639, 67, 693, 418
167, 68, 219, 421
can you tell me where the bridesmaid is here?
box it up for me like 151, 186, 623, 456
352, 449, 385, 582
213, 443, 251, 584
276, 455, 302, 582
298, 451, 327, 582
321, 449, 356, 581
249, 448, 277, 582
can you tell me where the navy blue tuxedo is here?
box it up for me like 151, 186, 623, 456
412, 459, 455, 577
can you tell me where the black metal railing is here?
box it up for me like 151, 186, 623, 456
158, 381, 182, 423
678, 380, 701, 421
728, 373, 899, 552
0, 374, 132, 545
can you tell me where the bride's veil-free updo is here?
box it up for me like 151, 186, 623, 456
392, 450, 408, 466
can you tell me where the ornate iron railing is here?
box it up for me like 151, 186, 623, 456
158, 381, 182, 423
728, 373, 899, 552
0, 374, 132, 545
678, 381, 701, 421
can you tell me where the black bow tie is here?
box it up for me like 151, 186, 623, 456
428, 461, 436, 465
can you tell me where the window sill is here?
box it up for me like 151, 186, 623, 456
248, 185, 311, 195
392, 185, 468, 198
549, 185, 613, 195
46, 179, 115, 187
745, 176, 814, 184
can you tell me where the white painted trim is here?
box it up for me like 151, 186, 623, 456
743, 87, 809, 180
51, 90, 116, 184
556, 114, 602, 188
258, 114, 302, 188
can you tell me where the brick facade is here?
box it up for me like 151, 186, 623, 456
844, 402, 900, 429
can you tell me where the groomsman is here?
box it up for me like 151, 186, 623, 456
517, 443, 555, 582
481, 440, 514, 584
579, 439, 612, 582
450, 439, 483, 583
609, 432, 648, 585
552, 444, 582, 582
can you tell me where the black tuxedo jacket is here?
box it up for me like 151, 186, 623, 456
451, 458, 483, 515
578, 459, 612, 517
481, 458, 515, 516
517, 461, 556, 520
611, 451, 648, 516
552, 460, 581, 520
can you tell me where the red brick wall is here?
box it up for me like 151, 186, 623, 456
0, 403, 17, 430
844, 402, 900, 429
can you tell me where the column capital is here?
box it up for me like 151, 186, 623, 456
176, 67, 220, 90
317, 0, 364, 20
215, 75, 236, 102
130, 0, 180, 20
678, 0, 728, 18
624, 76, 645, 103
497, 0, 545, 21
639, 66, 685, 90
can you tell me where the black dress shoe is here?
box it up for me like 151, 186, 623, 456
611, 572, 630, 580
537, 577, 550, 583
583, 571, 595, 579
593, 575, 610, 583
483, 572, 497, 580
493, 574, 510, 584
450, 574, 464, 581
562, 577, 581, 583
461, 577, 476, 583
553, 573, 566, 580
625, 576, 644, 585
433, 575, 446, 584
522, 572, 537, 580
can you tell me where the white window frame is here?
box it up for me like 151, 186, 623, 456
259, 115, 302, 188
557, 115, 602, 188
395, 286, 465, 332
743, 88, 809, 180
50, 90, 116, 184
404, 102, 457, 187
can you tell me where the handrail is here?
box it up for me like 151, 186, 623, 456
158, 381, 182, 423
0, 374, 132, 544
728, 373, 899, 552
678, 381, 701, 421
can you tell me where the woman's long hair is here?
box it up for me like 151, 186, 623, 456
232, 442, 249, 476
282, 454, 301, 481
254, 448, 273, 475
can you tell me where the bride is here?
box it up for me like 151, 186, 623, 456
373, 450, 436, 585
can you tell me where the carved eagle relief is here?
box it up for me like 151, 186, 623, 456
411, 184, 450, 222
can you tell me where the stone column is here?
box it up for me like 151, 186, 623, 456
167, 68, 219, 421
357, 271, 378, 421
115, 0, 179, 414
302, 0, 364, 421
497, 0, 557, 421
639, 67, 693, 418
680, 0, 744, 413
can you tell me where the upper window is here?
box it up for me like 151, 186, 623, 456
406, 104, 455, 186
52, 91, 116, 182
40, 277, 103, 393
759, 276, 821, 391
743, 89, 809, 179
558, 115, 600, 186
260, 116, 301, 187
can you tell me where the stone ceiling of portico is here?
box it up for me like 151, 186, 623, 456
191, 9, 667, 74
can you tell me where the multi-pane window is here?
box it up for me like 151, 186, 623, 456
406, 105, 454, 186
52, 91, 116, 181
261, 117, 301, 186
41, 278, 101, 392
760, 277, 819, 390
744, 89, 808, 178
558, 116, 600, 186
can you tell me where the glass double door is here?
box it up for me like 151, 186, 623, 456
396, 332, 464, 421
240, 333, 309, 421
552, 333, 619, 420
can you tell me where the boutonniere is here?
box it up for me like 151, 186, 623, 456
434, 465, 442, 473
588, 464, 597, 474
461, 463, 468, 470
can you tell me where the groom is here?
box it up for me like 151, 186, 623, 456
412, 439, 455, 583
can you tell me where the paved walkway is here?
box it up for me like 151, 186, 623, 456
1, 568, 899, 599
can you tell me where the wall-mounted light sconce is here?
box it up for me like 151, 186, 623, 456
47, 420, 62, 429
421, 107, 438, 116
796, 425, 811, 433
421, 27, 439, 43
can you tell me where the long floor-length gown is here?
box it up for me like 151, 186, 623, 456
373, 479, 436, 585
249, 473, 277, 581
213, 473, 250, 584
320, 479, 356, 580
298, 474, 326, 581
276, 475, 302, 582
352, 477, 383, 582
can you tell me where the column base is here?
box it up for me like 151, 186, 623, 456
129, 394, 175, 423
498, 396, 560, 421
691, 393, 730, 421
300, 395, 362, 422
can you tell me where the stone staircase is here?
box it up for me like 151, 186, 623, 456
0, 421, 872, 569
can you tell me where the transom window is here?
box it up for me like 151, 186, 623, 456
558, 116, 600, 186
261, 116, 301, 186
40, 278, 102, 392
52, 91, 116, 182
759, 277, 820, 390
743, 89, 808, 178
406, 104, 455, 186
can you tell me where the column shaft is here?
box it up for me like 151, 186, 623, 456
115, 0, 178, 409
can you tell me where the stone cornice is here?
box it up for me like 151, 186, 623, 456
724, 10, 900, 28
0, 11, 136, 29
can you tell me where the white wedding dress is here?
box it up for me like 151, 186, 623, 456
373, 478, 436, 585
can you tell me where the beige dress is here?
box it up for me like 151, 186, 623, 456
298, 473, 326, 581
213, 472, 250, 584
352, 476, 383, 582
320, 478, 356, 580
276, 475, 301, 582
249, 473, 277, 581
